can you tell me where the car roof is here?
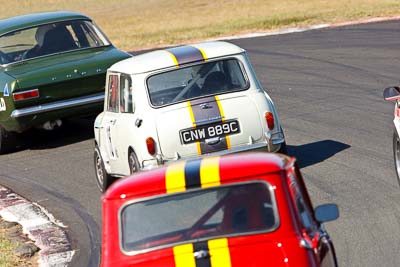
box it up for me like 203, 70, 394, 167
0, 11, 90, 36
103, 152, 294, 201
108, 41, 246, 75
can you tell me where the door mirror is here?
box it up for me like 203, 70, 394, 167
383, 86, 400, 101
315, 203, 339, 223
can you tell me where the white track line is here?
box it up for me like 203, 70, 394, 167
144, 16, 400, 51
207, 16, 400, 42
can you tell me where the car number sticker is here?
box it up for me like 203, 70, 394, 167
0, 98, 6, 111
180, 120, 240, 145
3, 83, 9, 97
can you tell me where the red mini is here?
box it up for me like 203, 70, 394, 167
101, 152, 339, 267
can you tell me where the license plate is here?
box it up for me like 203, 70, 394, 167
180, 120, 240, 145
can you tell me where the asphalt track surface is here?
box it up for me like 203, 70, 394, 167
0, 20, 399, 266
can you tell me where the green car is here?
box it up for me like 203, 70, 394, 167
0, 11, 131, 153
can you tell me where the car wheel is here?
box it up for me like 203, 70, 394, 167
94, 146, 115, 192
0, 127, 17, 154
128, 149, 140, 174
393, 129, 400, 185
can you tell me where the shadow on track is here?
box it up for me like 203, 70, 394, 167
18, 117, 95, 151
287, 140, 350, 168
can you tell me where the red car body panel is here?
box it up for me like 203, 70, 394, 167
101, 152, 333, 267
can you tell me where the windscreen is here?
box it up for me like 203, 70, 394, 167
120, 182, 278, 253
0, 19, 110, 64
147, 58, 249, 107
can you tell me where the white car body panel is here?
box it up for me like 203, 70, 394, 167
394, 105, 400, 136
155, 94, 264, 159
94, 41, 286, 177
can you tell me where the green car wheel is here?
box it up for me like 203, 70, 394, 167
0, 127, 17, 154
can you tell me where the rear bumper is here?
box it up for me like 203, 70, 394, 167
141, 132, 285, 170
3, 93, 104, 132
11, 93, 104, 118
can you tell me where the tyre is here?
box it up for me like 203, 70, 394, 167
277, 141, 288, 155
393, 129, 400, 185
276, 126, 288, 155
0, 126, 18, 154
128, 149, 140, 175
94, 146, 115, 192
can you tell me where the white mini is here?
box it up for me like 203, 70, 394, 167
94, 41, 286, 191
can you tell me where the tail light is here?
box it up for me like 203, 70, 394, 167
265, 112, 274, 130
146, 137, 156, 155
13, 89, 39, 101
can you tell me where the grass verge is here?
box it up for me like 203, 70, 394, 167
0, 228, 20, 266
0, 0, 399, 50
0, 219, 38, 267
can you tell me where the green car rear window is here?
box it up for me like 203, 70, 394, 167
120, 182, 279, 253
0, 19, 110, 65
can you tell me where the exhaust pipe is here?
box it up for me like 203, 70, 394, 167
40, 120, 62, 130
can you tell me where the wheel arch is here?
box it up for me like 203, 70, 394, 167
128, 146, 142, 169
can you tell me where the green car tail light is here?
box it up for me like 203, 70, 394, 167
13, 89, 39, 101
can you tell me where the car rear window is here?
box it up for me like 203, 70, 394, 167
146, 58, 249, 107
0, 19, 110, 64
120, 182, 279, 253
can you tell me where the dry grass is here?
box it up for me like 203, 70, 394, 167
0, 229, 18, 266
0, 224, 38, 267
0, 0, 399, 51
0, 228, 21, 267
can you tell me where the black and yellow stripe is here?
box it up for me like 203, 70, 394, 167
208, 239, 232, 267
187, 97, 231, 155
193, 241, 211, 267
166, 45, 231, 155
173, 238, 232, 267
165, 157, 221, 193
166, 45, 208, 68
186, 101, 202, 155
215, 96, 231, 149
166, 158, 230, 266
173, 243, 196, 267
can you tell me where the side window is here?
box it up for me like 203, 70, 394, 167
295, 194, 314, 230
287, 172, 316, 232
120, 75, 133, 113
226, 60, 247, 89
66, 25, 79, 45
107, 74, 119, 112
